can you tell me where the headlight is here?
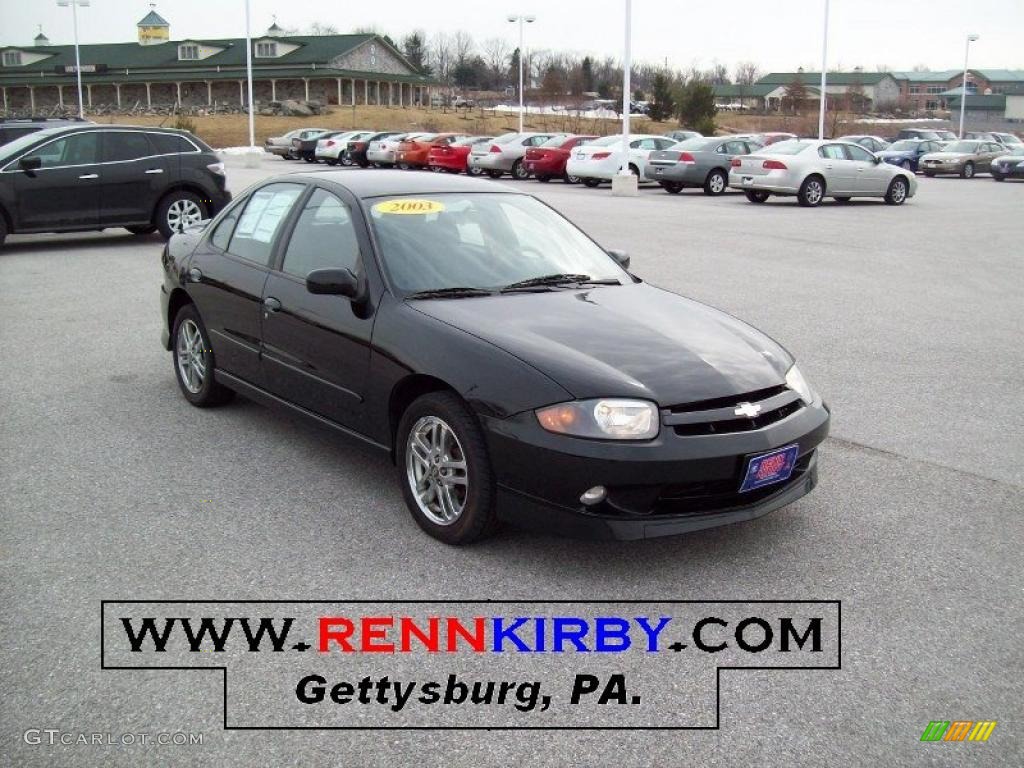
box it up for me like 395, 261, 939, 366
785, 364, 814, 405
536, 398, 659, 440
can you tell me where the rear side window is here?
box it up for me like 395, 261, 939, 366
101, 132, 154, 163
149, 133, 197, 155
226, 183, 304, 266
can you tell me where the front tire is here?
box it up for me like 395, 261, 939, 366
486, 170, 503, 179
703, 169, 727, 196
961, 162, 975, 179
126, 224, 157, 235
582, 178, 601, 187
397, 392, 496, 545
992, 173, 1005, 182
536, 174, 551, 183
744, 189, 769, 203
885, 176, 909, 205
171, 304, 234, 407
156, 191, 207, 239
797, 175, 825, 207
467, 165, 484, 176
564, 173, 580, 184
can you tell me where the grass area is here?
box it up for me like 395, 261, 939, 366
91, 107, 943, 148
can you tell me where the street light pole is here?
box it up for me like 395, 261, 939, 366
620, 0, 631, 174
959, 34, 979, 139
57, 0, 89, 120
817, 0, 829, 140
244, 0, 256, 150
507, 13, 535, 133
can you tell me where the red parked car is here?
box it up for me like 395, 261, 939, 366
396, 133, 467, 169
428, 136, 494, 174
523, 134, 599, 182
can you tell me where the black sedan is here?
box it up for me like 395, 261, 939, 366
347, 131, 402, 168
991, 146, 1024, 181
160, 172, 829, 543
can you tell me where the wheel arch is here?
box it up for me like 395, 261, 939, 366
166, 287, 195, 346
389, 374, 458, 462
0, 201, 13, 233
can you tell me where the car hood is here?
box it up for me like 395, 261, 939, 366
408, 283, 791, 407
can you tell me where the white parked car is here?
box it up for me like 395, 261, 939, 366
728, 139, 918, 206
565, 134, 678, 187
314, 130, 372, 164
367, 132, 418, 167
467, 132, 557, 179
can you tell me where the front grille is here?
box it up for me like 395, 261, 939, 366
652, 451, 814, 517
663, 385, 803, 436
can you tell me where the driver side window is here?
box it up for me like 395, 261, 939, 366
281, 189, 360, 279
844, 144, 874, 162
22, 132, 99, 168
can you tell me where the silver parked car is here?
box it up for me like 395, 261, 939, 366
467, 132, 556, 179
837, 134, 890, 153
728, 139, 917, 206
919, 140, 1005, 178
264, 128, 327, 159
366, 132, 417, 167
646, 135, 760, 195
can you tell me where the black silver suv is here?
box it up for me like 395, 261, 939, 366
0, 124, 231, 247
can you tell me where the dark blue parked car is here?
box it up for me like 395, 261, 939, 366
877, 139, 943, 172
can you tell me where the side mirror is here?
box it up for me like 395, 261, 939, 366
19, 156, 42, 173
306, 267, 362, 299
607, 249, 630, 270
873, 155, 882, 164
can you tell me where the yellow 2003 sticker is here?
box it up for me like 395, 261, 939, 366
374, 199, 446, 215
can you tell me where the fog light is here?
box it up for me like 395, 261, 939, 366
580, 486, 607, 506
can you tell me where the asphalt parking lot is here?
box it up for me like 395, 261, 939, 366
2, 157, 1022, 766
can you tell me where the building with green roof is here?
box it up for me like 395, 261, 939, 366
0, 7, 437, 114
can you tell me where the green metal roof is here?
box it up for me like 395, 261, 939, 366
0, 34, 437, 86
890, 70, 960, 83
945, 93, 1006, 110
757, 71, 892, 86
713, 83, 775, 98
137, 10, 169, 27
972, 69, 1024, 82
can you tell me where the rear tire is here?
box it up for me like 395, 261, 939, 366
797, 175, 825, 207
582, 178, 601, 187
661, 181, 683, 194
703, 169, 727, 196
397, 392, 497, 545
563, 173, 580, 184
923, 171, 936, 177
486, 170, 503, 179
744, 189, 769, 203
884, 176, 909, 205
992, 173, 1005, 182
960, 162, 974, 179
171, 304, 234, 407
511, 159, 529, 180
536, 174, 550, 183
156, 190, 207, 240
467, 166, 484, 176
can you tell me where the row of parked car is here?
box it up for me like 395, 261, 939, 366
264, 125, 1024, 205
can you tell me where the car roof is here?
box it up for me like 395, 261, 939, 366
282, 168, 522, 198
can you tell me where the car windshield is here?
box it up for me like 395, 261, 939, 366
590, 135, 625, 146
943, 141, 980, 153
670, 137, 718, 151
491, 132, 520, 144
453, 136, 490, 146
1005, 146, 1024, 156
367, 193, 629, 295
0, 127, 65, 161
761, 140, 813, 155
888, 140, 919, 151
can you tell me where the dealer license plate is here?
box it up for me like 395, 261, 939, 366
739, 444, 799, 493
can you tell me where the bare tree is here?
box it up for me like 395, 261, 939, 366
451, 31, 475, 66
734, 61, 761, 86
482, 36, 510, 86
430, 33, 453, 89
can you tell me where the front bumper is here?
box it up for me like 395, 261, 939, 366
482, 398, 830, 540
468, 153, 513, 172
920, 161, 962, 174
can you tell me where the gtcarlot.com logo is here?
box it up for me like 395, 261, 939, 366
920, 720, 997, 742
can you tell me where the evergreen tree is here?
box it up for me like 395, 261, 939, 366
676, 80, 717, 134
648, 73, 675, 121
402, 33, 429, 74
581, 56, 595, 92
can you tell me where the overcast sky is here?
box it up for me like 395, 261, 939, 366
1, 0, 1021, 74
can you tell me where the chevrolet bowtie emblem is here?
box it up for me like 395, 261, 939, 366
734, 402, 761, 418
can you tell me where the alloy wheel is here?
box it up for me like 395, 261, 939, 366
804, 180, 823, 205
175, 318, 207, 394
166, 199, 203, 233
405, 416, 468, 526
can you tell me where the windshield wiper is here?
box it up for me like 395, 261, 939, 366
500, 274, 620, 292
406, 287, 494, 300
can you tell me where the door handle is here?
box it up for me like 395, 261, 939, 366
188, 268, 202, 283
79, 173, 99, 179
824, 164, 833, 170
145, 168, 164, 174
263, 297, 282, 313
